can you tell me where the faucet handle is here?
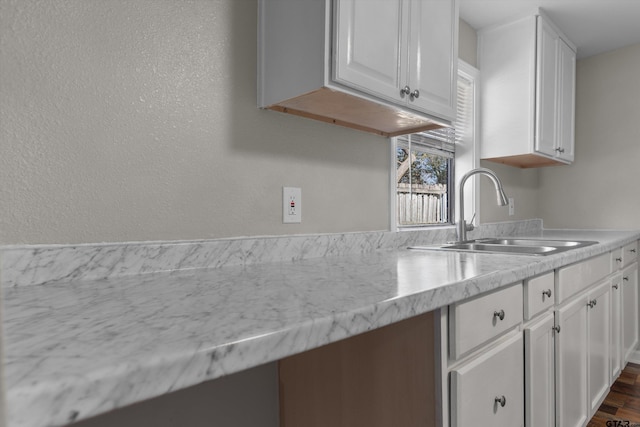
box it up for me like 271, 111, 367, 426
464, 213, 476, 232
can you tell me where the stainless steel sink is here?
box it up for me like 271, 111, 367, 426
409, 238, 598, 256
478, 238, 594, 248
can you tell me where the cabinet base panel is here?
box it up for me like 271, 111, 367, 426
267, 88, 445, 137
278, 312, 437, 427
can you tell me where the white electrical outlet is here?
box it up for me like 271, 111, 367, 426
283, 187, 301, 224
508, 197, 515, 216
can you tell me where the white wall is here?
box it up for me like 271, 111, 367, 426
0, 0, 390, 245
479, 160, 540, 223
458, 19, 478, 68
538, 43, 640, 229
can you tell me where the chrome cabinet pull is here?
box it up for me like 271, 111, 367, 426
623, 276, 629, 281
552, 325, 561, 334
631, 249, 637, 253
542, 289, 552, 299
587, 299, 597, 308
616, 257, 623, 262
495, 396, 507, 407
555, 147, 565, 153
493, 309, 505, 321
613, 283, 619, 290
410, 89, 420, 99
401, 85, 411, 96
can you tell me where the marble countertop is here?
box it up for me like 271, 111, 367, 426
2, 226, 639, 427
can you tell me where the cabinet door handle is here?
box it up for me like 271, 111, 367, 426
493, 309, 505, 321
401, 85, 411, 96
542, 289, 552, 299
613, 283, 619, 290
623, 276, 629, 281
630, 249, 637, 253
552, 325, 561, 334
495, 395, 507, 407
555, 147, 565, 153
587, 299, 597, 308
410, 89, 420, 99
616, 257, 623, 263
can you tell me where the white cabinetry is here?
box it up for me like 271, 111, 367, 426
335, 0, 457, 120
586, 281, 610, 415
451, 333, 523, 427
449, 283, 522, 359
445, 283, 524, 427
615, 240, 639, 364
524, 312, 555, 427
479, 11, 576, 168
622, 262, 639, 363
610, 273, 622, 383
258, 0, 458, 137
441, 241, 639, 427
555, 294, 588, 427
555, 255, 616, 426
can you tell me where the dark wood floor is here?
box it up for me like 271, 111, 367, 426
588, 362, 640, 426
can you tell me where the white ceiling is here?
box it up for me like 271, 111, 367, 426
459, 0, 640, 59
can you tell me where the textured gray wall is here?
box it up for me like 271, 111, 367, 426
0, 0, 389, 245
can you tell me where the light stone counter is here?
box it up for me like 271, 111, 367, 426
0, 221, 638, 427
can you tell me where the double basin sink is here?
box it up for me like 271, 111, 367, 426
410, 238, 598, 256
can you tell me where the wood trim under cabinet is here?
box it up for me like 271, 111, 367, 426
484, 153, 567, 168
267, 88, 445, 137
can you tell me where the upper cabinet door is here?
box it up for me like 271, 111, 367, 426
333, 0, 408, 103
557, 38, 576, 162
408, 0, 457, 120
535, 16, 558, 157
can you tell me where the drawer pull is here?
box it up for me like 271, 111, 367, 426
542, 289, 552, 299
493, 309, 505, 321
587, 299, 597, 308
616, 257, 623, 263
552, 325, 561, 334
631, 249, 637, 253
613, 283, 619, 290
623, 276, 629, 282
495, 395, 507, 407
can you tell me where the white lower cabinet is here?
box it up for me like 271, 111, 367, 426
622, 262, 639, 363
555, 294, 588, 427
586, 280, 611, 415
450, 332, 523, 427
524, 312, 555, 427
610, 274, 622, 384
444, 244, 638, 427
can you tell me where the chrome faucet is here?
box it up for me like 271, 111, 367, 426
456, 168, 509, 242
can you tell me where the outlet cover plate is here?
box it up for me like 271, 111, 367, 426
283, 187, 301, 224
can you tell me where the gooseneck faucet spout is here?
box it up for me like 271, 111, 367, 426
457, 167, 509, 242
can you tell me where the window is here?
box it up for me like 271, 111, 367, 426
392, 61, 479, 229
395, 133, 454, 226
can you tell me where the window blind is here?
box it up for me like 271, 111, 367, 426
402, 71, 474, 154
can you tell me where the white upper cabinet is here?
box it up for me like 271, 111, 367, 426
333, 0, 408, 103
479, 11, 576, 168
258, 0, 458, 137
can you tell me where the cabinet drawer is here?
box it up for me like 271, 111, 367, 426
524, 272, 555, 320
451, 332, 524, 427
556, 253, 611, 303
449, 283, 523, 360
623, 241, 638, 268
